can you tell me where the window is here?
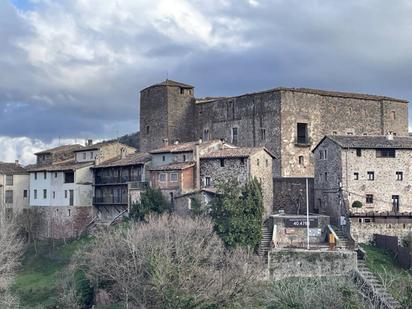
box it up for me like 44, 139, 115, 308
5, 175, 13, 186
43, 189, 47, 199
364, 218, 372, 223
205, 176, 211, 187
146, 126, 150, 134
392, 195, 399, 212
34, 190, 37, 199
90, 152, 93, 159
180, 88, 184, 94
162, 155, 166, 162
183, 154, 186, 162
299, 156, 304, 165
354, 172, 359, 180
34, 172, 37, 180
44, 172, 47, 179
231, 127, 238, 144
367, 171, 375, 181
356, 149, 362, 157
347, 132, 353, 135
54, 172, 58, 178
366, 194, 373, 204
260, 128, 266, 141
203, 129, 210, 141
390, 111, 396, 120
396, 171, 403, 181
65, 190, 68, 199
332, 131, 337, 135
266, 159, 269, 167
53, 191, 56, 199
5, 190, 13, 204
256, 159, 260, 166
240, 158, 245, 166
324, 172, 328, 182
220, 159, 225, 167
376, 149, 395, 158
64, 171, 74, 183
83, 152, 86, 160
319, 150, 327, 160
159, 173, 166, 182
170, 173, 178, 182
297, 123, 308, 144
23, 190, 28, 199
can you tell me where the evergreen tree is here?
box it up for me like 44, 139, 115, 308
210, 178, 264, 250
130, 187, 171, 221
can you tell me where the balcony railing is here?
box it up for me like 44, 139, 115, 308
93, 196, 128, 205
95, 175, 143, 185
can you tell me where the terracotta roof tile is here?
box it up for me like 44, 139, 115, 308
93, 153, 151, 168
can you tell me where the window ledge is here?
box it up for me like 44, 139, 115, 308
294, 142, 312, 148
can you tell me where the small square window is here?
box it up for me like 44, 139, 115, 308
146, 126, 150, 134
260, 128, 266, 141
354, 172, 359, 180
83, 152, 86, 160
367, 171, 375, 180
162, 156, 166, 162
53, 191, 56, 199
298, 156, 304, 165
266, 159, 269, 167
44, 172, 47, 179
220, 159, 225, 167
332, 131, 337, 135
43, 189, 47, 199
34, 189, 38, 199
396, 171, 403, 181
65, 190, 68, 199
5, 175, 13, 186
205, 176, 211, 187
356, 149, 362, 157
5, 190, 13, 204
23, 190, 28, 198
159, 173, 167, 182
256, 159, 260, 166
170, 173, 178, 182
366, 194, 374, 204
324, 172, 328, 181
34, 172, 37, 180
54, 172, 58, 178
183, 154, 186, 162
240, 158, 245, 165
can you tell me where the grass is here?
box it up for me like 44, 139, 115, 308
362, 244, 412, 307
11, 237, 92, 309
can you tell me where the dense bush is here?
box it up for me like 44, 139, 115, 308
129, 187, 171, 221
352, 200, 363, 208
210, 178, 264, 250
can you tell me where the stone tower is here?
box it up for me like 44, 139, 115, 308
139, 80, 195, 152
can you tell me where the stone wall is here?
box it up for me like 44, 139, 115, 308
199, 157, 249, 187
273, 177, 314, 214
268, 249, 357, 279
350, 218, 412, 243
250, 151, 273, 216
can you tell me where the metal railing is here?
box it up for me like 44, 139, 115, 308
95, 175, 143, 185
93, 196, 128, 205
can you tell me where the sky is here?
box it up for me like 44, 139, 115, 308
1, 0, 412, 164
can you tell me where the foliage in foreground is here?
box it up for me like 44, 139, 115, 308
129, 187, 171, 221
265, 276, 368, 309
75, 214, 264, 308
363, 244, 412, 308
210, 178, 264, 250
0, 216, 24, 309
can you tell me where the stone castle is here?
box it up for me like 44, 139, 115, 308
139, 80, 409, 177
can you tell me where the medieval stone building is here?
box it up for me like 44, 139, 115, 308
140, 80, 408, 178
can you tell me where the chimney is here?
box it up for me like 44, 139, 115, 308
386, 132, 394, 140
86, 139, 93, 146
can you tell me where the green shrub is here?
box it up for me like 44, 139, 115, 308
352, 200, 363, 208
74, 269, 94, 309
129, 187, 171, 221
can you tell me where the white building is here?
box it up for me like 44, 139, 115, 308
0, 162, 29, 211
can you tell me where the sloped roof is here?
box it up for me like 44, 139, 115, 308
73, 141, 135, 152
93, 153, 151, 169
195, 87, 407, 104
201, 147, 276, 159
313, 135, 412, 152
150, 140, 225, 154
35, 144, 84, 155
26, 159, 93, 172
0, 163, 27, 175
149, 162, 195, 171
142, 79, 194, 91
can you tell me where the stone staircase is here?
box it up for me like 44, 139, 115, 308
258, 223, 272, 257
331, 225, 352, 249
356, 258, 400, 308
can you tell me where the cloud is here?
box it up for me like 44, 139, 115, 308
1, 0, 412, 161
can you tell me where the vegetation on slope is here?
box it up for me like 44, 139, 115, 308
362, 244, 412, 308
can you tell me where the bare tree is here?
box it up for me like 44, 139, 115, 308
76, 214, 264, 308
0, 208, 24, 308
